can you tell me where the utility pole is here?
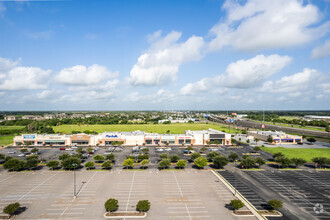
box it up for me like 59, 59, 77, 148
72, 163, 77, 198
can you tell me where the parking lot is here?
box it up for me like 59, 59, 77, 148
218, 170, 330, 220
0, 170, 257, 219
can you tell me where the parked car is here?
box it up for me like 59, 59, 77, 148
71, 146, 78, 149
60, 147, 66, 150
94, 147, 99, 151
18, 154, 25, 157
65, 148, 73, 151
7, 151, 16, 154
104, 152, 112, 155
115, 147, 123, 152
165, 148, 172, 151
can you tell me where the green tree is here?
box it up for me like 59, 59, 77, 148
200, 147, 207, 153
307, 137, 316, 144
240, 157, 256, 169
31, 148, 39, 153
104, 198, 118, 212
186, 146, 193, 151
194, 156, 208, 169
141, 159, 149, 169
158, 158, 171, 169
142, 148, 149, 154
253, 146, 261, 152
24, 157, 39, 170
84, 161, 95, 170
46, 160, 60, 170
159, 153, 169, 159
213, 156, 228, 169
3, 202, 20, 216
123, 158, 134, 169
101, 160, 112, 169
207, 151, 220, 161
267, 136, 274, 143
3, 158, 24, 171
176, 159, 187, 169
246, 139, 250, 144
105, 153, 115, 162
61, 157, 81, 170
228, 152, 239, 162
59, 153, 71, 161
20, 148, 27, 154
254, 138, 260, 145
229, 199, 245, 210
276, 157, 291, 168
93, 155, 105, 163
137, 154, 149, 161
86, 147, 93, 153
76, 147, 83, 154
312, 157, 328, 168
136, 200, 151, 212
191, 152, 201, 161
272, 152, 284, 159
169, 154, 180, 162
268, 199, 283, 211
291, 158, 306, 168
255, 157, 266, 168
0, 153, 5, 160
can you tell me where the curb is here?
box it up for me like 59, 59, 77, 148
103, 212, 147, 219
210, 170, 267, 220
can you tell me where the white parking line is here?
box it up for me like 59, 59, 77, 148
172, 171, 192, 220
125, 171, 136, 211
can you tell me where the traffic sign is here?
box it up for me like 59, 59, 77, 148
261, 124, 265, 129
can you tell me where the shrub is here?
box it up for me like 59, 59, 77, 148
253, 146, 261, 152
169, 154, 180, 162
93, 155, 105, 163
105, 153, 115, 161
158, 159, 171, 169
268, 199, 283, 211
176, 159, 187, 169
101, 160, 112, 169
137, 154, 149, 161
3, 202, 20, 215
104, 198, 118, 212
136, 200, 150, 212
255, 157, 266, 168
141, 159, 149, 168
230, 199, 244, 210
213, 156, 228, 169
61, 157, 81, 170
123, 158, 134, 168
272, 152, 284, 159
240, 157, 256, 169
159, 153, 168, 159
194, 156, 208, 169
191, 152, 201, 161
3, 158, 24, 171
228, 152, 239, 162
84, 161, 95, 169
207, 151, 220, 161
59, 153, 71, 161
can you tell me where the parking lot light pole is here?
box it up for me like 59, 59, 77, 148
72, 163, 77, 198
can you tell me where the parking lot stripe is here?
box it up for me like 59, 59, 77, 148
125, 171, 136, 211
172, 172, 192, 220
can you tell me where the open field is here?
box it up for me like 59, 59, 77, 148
0, 126, 25, 130
251, 120, 325, 131
0, 135, 14, 145
261, 147, 330, 161
53, 123, 238, 134
0, 170, 252, 220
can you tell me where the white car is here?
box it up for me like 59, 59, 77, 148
71, 146, 78, 149
104, 152, 112, 155
18, 154, 25, 157
165, 148, 172, 151
7, 151, 16, 154
65, 148, 73, 151
94, 147, 99, 151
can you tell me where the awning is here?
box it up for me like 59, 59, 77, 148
45, 140, 65, 143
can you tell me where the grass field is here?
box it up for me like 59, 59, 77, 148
261, 147, 330, 162
0, 126, 25, 130
0, 135, 14, 145
53, 123, 237, 134
251, 120, 325, 131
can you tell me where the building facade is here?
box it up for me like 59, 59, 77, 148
13, 128, 231, 146
248, 130, 302, 144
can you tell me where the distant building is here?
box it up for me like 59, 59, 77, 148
44, 115, 55, 119
85, 114, 99, 118
4, 116, 18, 121
304, 115, 330, 120
22, 115, 44, 120
158, 118, 195, 123
248, 130, 302, 144
71, 114, 84, 118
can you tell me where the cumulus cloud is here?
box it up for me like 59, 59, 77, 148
55, 64, 118, 85
209, 0, 330, 51
0, 57, 51, 90
180, 54, 291, 95
124, 89, 176, 104
311, 40, 330, 59
128, 31, 205, 86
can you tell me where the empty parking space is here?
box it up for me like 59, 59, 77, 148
0, 170, 257, 219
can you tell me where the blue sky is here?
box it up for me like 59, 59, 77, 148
0, 0, 329, 111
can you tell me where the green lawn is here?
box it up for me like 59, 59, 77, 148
53, 123, 237, 134
0, 135, 14, 145
261, 147, 330, 162
0, 126, 25, 130
251, 120, 325, 132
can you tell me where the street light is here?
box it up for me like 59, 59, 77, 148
72, 163, 77, 198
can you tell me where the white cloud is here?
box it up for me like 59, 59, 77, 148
0, 3, 6, 16
180, 78, 210, 95
180, 54, 291, 94
0, 57, 51, 90
260, 68, 318, 93
216, 54, 291, 88
128, 31, 205, 86
124, 89, 176, 104
55, 64, 118, 85
311, 40, 330, 59
147, 30, 162, 43
209, 0, 330, 51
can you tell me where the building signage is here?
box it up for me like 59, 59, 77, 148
24, 135, 35, 139
261, 124, 266, 129
105, 134, 118, 138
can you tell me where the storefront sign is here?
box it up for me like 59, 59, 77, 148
105, 134, 118, 138
24, 135, 35, 139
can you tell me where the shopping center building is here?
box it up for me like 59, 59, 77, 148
13, 128, 231, 146
247, 130, 302, 144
